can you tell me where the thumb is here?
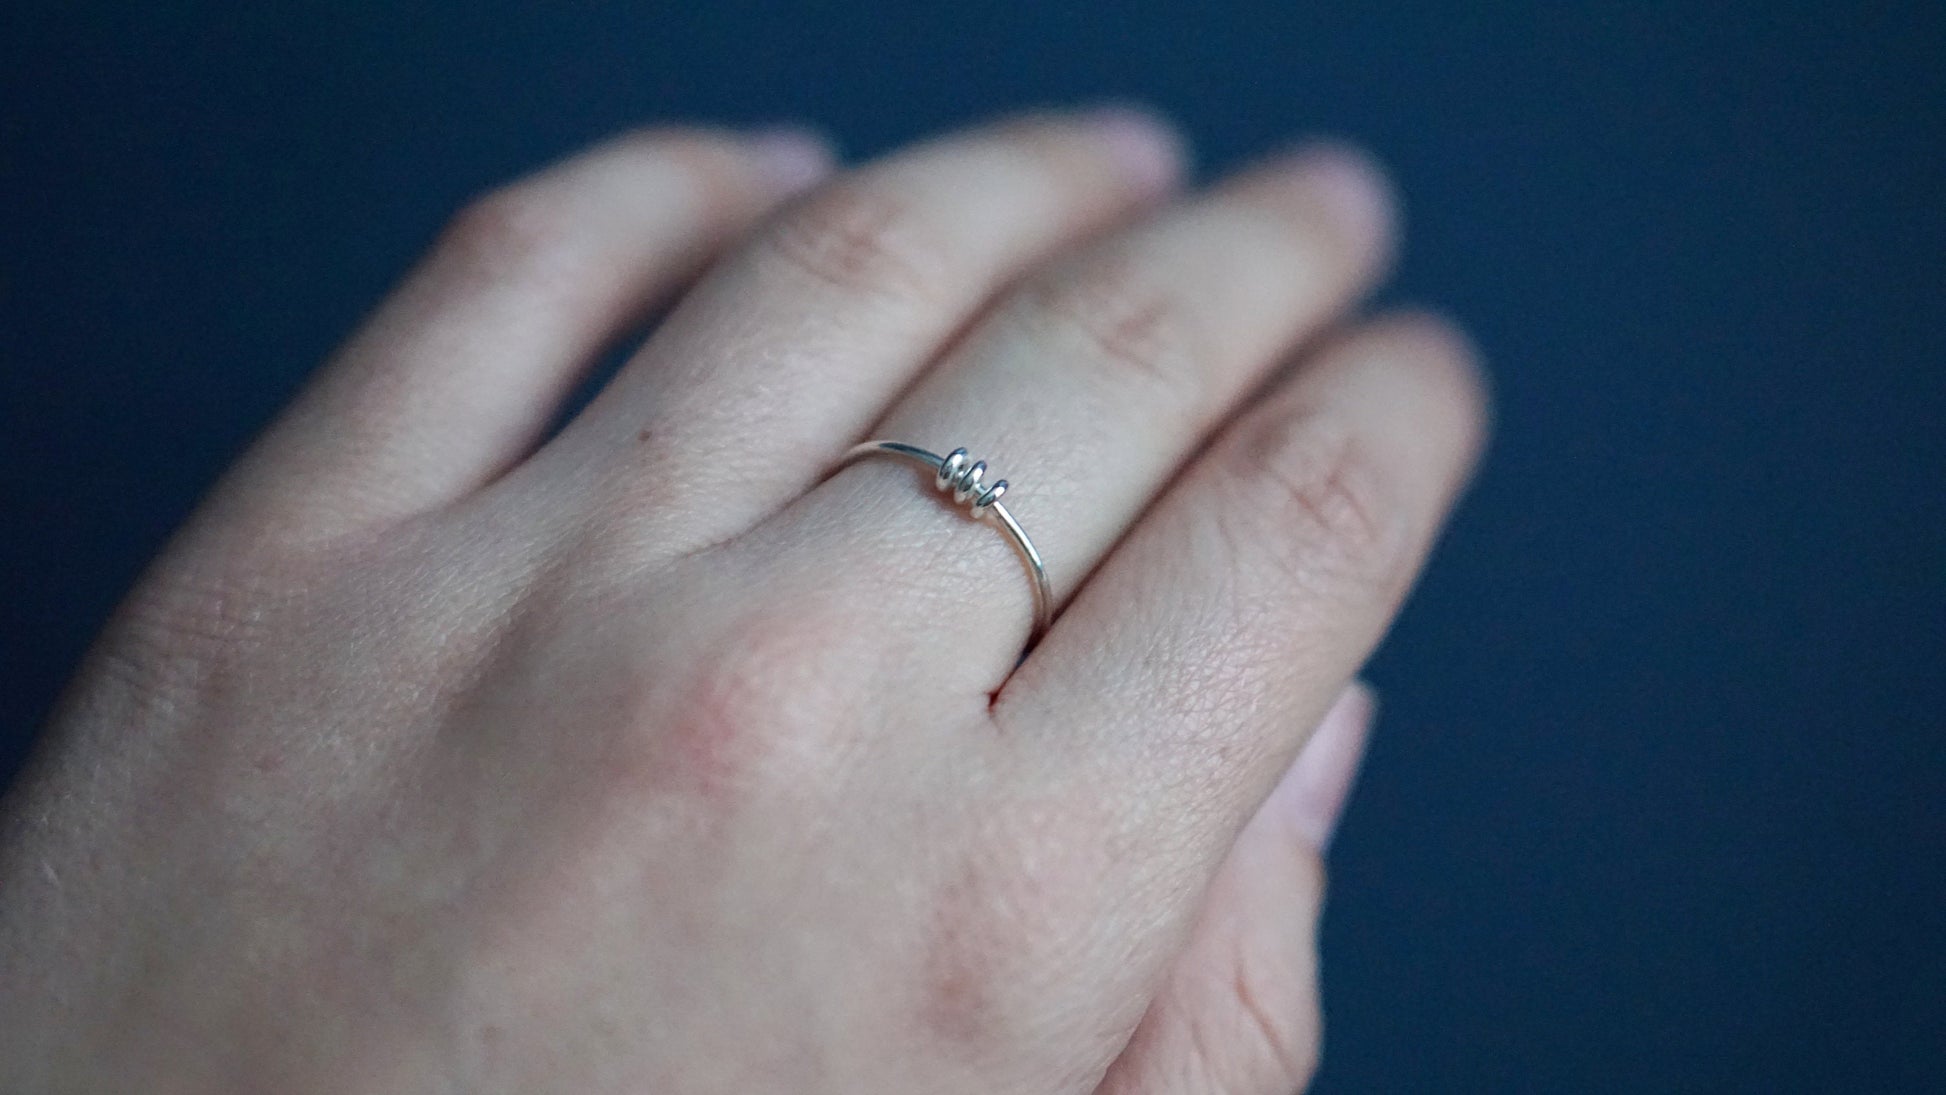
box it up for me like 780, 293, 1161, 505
1094, 682, 1375, 1095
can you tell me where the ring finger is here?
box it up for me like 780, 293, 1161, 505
773, 143, 1397, 682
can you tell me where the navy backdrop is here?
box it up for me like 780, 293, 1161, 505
3, 2, 1941, 1089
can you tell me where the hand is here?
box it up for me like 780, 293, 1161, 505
0, 109, 1484, 1093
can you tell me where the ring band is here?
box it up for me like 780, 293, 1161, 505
837, 440, 1052, 640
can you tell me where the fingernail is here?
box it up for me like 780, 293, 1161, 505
1271, 681, 1377, 851
747, 126, 836, 194
1278, 140, 1396, 248
1078, 103, 1185, 194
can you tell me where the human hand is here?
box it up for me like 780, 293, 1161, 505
0, 108, 1484, 1092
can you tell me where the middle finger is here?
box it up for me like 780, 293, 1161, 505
522, 110, 1183, 555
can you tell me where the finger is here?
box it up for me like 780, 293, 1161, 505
527, 108, 1185, 554
214, 126, 832, 540
1096, 684, 1374, 1095
993, 314, 1484, 1019
776, 142, 1394, 681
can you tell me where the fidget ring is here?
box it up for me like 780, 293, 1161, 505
836, 441, 1052, 640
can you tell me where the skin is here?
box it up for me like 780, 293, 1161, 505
0, 109, 1485, 1093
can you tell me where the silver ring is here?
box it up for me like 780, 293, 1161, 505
837, 440, 1052, 640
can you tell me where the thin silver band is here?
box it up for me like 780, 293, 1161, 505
838, 440, 1052, 640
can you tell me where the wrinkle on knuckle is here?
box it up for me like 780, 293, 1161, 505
1164, 913, 1320, 1094
1222, 947, 1321, 1091
1022, 255, 1205, 403
84, 553, 371, 750
762, 180, 944, 304
107, 555, 293, 696
1224, 412, 1409, 599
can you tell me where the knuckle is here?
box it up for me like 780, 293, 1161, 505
435, 128, 768, 292
761, 179, 944, 303
99, 551, 298, 710
1021, 254, 1205, 402
624, 592, 874, 809
1225, 414, 1410, 597
1219, 956, 1322, 1090
436, 182, 580, 283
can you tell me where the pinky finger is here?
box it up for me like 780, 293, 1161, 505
1094, 684, 1375, 1095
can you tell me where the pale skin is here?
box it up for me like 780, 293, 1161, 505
0, 109, 1486, 1092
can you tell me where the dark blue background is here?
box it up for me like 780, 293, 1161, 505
4, 2, 1941, 1089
